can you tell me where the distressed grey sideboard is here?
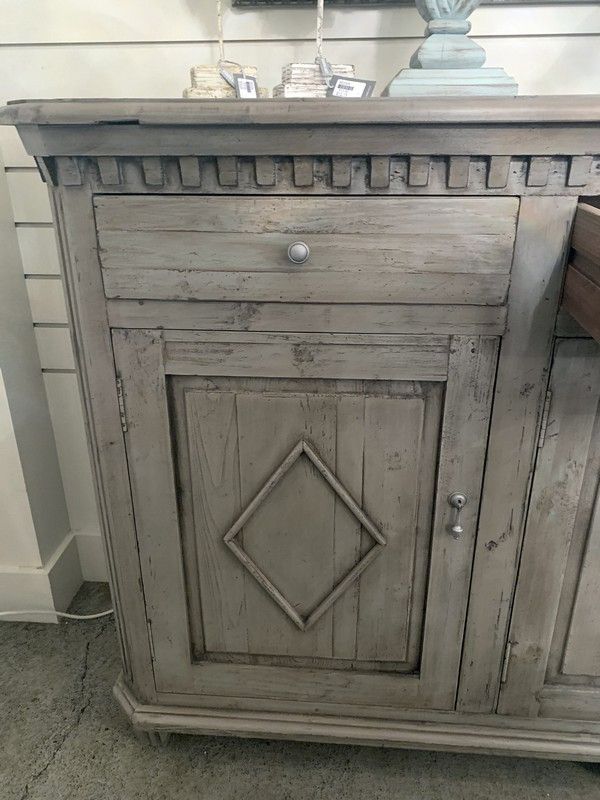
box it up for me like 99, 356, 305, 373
3, 97, 600, 758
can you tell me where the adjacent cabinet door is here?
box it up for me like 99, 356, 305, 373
499, 338, 600, 720
112, 330, 498, 714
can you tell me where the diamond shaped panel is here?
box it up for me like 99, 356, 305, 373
223, 439, 386, 631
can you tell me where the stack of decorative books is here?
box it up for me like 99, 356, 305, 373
273, 62, 355, 98
183, 65, 267, 99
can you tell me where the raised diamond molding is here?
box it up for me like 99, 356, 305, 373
223, 439, 386, 632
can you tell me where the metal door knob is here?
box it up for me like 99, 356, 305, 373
448, 492, 467, 539
287, 241, 310, 265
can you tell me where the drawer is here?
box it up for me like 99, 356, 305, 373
95, 195, 518, 305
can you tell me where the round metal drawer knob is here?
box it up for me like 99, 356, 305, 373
287, 241, 310, 265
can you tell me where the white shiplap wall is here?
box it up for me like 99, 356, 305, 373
2, 0, 599, 580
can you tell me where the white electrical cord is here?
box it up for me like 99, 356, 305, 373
0, 609, 114, 620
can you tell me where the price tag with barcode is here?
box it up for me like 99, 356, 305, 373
234, 74, 259, 99
327, 76, 375, 99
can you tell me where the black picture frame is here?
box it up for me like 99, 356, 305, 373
233, 0, 595, 6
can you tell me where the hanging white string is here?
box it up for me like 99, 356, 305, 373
217, 0, 226, 63
315, 0, 334, 86
316, 0, 324, 60
215, 0, 246, 84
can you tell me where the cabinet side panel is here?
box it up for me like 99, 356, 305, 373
52, 188, 156, 701
562, 479, 600, 677
498, 338, 600, 716
458, 196, 577, 714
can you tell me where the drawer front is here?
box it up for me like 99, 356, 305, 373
95, 195, 518, 305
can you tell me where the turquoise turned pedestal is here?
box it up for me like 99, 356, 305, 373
384, 0, 518, 97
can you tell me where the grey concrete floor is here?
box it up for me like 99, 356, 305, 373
2, 583, 600, 800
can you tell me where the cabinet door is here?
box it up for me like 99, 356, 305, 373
113, 330, 497, 714
498, 338, 600, 719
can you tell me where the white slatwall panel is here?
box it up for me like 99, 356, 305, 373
3, 0, 598, 581
43, 373, 100, 539
0, 1, 598, 43
0, 36, 597, 104
35, 328, 75, 371
6, 171, 51, 222
26, 279, 67, 325
2, 127, 33, 167
17, 226, 60, 275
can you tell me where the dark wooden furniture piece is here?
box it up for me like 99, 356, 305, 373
564, 203, 600, 343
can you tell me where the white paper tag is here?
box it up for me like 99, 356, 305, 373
328, 76, 375, 99
234, 74, 259, 99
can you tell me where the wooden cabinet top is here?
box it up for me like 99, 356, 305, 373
3, 96, 600, 128
2, 96, 600, 195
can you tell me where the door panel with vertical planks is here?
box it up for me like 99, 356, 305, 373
498, 338, 600, 720
112, 329, 498, 713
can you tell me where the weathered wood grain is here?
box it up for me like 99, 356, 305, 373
51, 186, 156, 702
99, 230, 515, 274
233, 397, 338, 653
293, 156, 313, 187
102, 267, 509, 306
97, 156, 121, 185
178, 156, 201, 187
56, 156, 81, 186
5, 97, 600, 128
254, 156, 276, 186
457, 196, 578, 713
498, 339, 600, 716
447, 157, 470, 189
356, 389, 440, 664
527, 156, 552, 187
571, 203, 600, 264
418, 335, 499, 709
114, 673, 600, 761
487, 156, 511, 189
14, 95, 597, 753
106, 299, 508, 336
95, 195, 519, 235
370, 157, 390, 189
163, 332, 450, 382
216, 156, 238, 186
562, 476, 600, 676
408, 156, 430, 187
96, 194, 517, 307
183, 390, 248, 652
15, 122, 600, 162
567, 155, 593, 187
331, 156, 352, 188
539, 685, 600, 723
111, 329, 192, 690
563, 264, 600, 343
141, 156, 163, 186
543, 374, 600, 690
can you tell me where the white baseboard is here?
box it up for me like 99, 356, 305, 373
75, 531, 108, 582
0, 532, 82, 622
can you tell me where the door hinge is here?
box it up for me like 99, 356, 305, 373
537, 390, 552, 450
147, 619, 156, 661
501, 640, 513, 684
116, 376, 128, 433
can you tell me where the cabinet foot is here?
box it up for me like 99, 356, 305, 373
134, 728, 172, 747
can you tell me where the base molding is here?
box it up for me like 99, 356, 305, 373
0, 532, 82, 623
383, 68, 518, 98
114, 675, 600, 761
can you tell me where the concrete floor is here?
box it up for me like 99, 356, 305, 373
2, 584, 600, 800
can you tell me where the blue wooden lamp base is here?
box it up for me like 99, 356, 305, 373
383, 68, 518, 98
384, 0, 518, 97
